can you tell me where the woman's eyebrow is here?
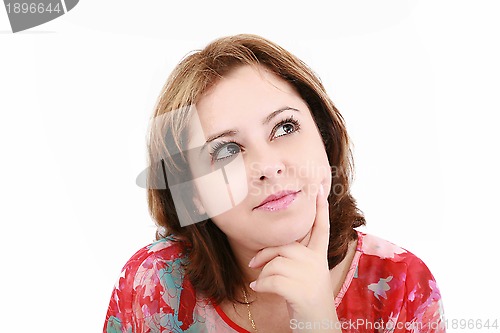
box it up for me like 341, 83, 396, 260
200, 130, 238, 155
199, 107, 300, 154
262, 106, 300, 125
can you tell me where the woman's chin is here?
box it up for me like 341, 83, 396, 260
266, 222, 313, 246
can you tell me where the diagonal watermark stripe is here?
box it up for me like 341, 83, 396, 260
136, 106, 249, 227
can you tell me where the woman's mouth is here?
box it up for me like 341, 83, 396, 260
254, 190, 300, 211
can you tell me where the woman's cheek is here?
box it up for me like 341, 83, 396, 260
193, 154, 248, 218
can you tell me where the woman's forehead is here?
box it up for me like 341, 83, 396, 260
196, 66, 301, 121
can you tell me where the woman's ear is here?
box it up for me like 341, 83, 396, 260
193, 195, 206, 216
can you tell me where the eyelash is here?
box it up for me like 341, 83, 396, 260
209, 116, 301, 162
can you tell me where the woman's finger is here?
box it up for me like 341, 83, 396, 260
248, 242, 305, 268
249, 274, 295, 296
305, 183, 330, 255
255, 255, 297, 280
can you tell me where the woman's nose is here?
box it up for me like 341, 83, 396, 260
248, 148, 286, 182
258, 163, 284, 181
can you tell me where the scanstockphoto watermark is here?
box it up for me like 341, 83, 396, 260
289, 318, 444, 331
248, 162, 347, 199
248, 161, 347, 180
3, 0, 79, 33
248, 181, 346, 200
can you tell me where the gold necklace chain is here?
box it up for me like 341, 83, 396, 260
242, 288, 258, 332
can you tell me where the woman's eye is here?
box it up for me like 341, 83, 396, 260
212, 142, 240, 161
274, 120, 299, 138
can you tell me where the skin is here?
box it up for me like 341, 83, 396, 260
187, 65, 350, 332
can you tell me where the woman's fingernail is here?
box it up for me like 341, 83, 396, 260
249, 281, 256, 290
248, 256, 255, 267
319, 183, 324, 196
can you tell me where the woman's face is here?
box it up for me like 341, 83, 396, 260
186, 65, 332, 249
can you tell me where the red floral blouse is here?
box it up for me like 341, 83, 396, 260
104, 231, 446, 332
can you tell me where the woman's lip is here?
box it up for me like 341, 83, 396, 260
254, 191, 299, 211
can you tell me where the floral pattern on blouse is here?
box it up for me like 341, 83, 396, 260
104, 231, 446, 332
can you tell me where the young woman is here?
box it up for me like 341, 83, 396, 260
104, 34, 445, 332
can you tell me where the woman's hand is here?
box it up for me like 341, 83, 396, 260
248, 184, 342, 332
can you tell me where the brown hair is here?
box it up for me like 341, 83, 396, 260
146, 34, 365, 305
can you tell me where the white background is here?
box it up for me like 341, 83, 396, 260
1, 1, 499, 332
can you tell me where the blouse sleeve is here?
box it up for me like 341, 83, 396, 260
401, 256, 446, 332
103, 242, 195, 333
